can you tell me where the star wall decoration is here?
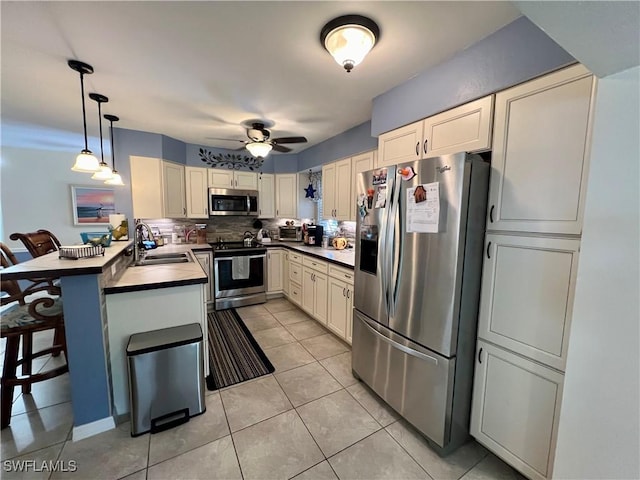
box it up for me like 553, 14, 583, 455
304, 183, 317, 199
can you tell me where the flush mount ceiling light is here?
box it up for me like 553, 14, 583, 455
89, 93, 113, 181
245, 141, 273, 158
69, 60, 100, 172
320, 14, 380, 73
104, 114, 124, 186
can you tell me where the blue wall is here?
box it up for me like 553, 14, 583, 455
371, 16, 576, 136
185, 143, 299, 173
297, 121, 377, 171
161, 135, 187, 164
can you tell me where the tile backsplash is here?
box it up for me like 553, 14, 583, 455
138, 217, 356, 244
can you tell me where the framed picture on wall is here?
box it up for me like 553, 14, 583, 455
71, 185, 116, 225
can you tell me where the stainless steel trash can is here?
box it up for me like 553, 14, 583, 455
127, 323, 206, 436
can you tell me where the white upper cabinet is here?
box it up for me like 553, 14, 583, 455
131, 156, 186, 219
377, 96, 493, 167
258, 173, 275, 218
423, 95, 493, 157
275, 173, 297, 218
208, 169, 258, 189
323, 158, 352, 221
351, 151, 375, 220
488, 64, 595, 235
478, 234, 580, 371
162, 161, 186, 218
185, 166, 208, 218
377, 120, 423, 167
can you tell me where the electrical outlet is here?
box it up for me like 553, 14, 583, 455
111, 264, 117, 276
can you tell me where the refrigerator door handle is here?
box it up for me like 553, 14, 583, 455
379, 170, 393, 317
388, 167, 403, 316
359, 315, 439, 365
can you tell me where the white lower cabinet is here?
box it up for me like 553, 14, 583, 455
301, 267, 327, 324
267, 249, 283, 294
282, 251, 290, 296
471, 341, 564, 480
326, 265, 355, 344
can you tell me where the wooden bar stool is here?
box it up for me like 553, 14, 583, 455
1, 242, 68, 429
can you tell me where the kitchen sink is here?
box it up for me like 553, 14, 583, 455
135, 251, 193, 266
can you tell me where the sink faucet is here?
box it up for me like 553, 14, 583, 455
134, 220, 156, 263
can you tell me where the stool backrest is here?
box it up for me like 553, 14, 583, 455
9, 230, 61, 258
1, 242, 23, 305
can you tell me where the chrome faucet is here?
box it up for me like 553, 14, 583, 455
134, 220, 156, 263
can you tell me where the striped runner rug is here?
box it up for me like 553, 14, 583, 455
205, 308, 274, 391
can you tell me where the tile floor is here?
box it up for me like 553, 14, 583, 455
1, 298, 526, 480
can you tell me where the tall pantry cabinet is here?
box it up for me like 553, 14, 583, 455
470, 64, 596, 480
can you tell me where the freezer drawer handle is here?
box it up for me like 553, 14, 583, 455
360, 316, 438, 365
478, 347, 483, 364
486, 242, 492, 259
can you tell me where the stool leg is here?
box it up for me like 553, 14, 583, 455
1, 336, 20, 428
52, 326, 63, 357
21, 332, 33, 394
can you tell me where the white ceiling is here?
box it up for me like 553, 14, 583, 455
1, 1, 521, 154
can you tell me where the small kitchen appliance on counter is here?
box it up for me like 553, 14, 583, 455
302, 224, 323, 246
278, 225, 302, 242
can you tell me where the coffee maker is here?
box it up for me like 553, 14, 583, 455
302, 224, 323, 246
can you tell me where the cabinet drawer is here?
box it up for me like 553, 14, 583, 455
328, 265, 354, 284
303, 256, 328, 273
289, 263, 303, 284
471, 341, 563, 480
289, 281, 302, 306
289, 252, 303, 264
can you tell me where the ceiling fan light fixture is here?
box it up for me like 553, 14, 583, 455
320, 15, 379, 72
246, 141, 273, 158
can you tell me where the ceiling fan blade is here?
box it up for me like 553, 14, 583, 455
272, 136, 307, 144
205, 137, 246, 143
271, 144, 292, 153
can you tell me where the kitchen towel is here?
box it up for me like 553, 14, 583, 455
231, 257, 250, 280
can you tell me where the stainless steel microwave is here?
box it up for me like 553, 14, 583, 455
208, 188, 258, 216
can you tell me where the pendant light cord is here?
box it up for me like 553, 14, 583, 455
97, 101, 104, 162
79, 71, 89, 151
109, 121, 116, 170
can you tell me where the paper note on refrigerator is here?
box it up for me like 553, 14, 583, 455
406, 182, 439, 233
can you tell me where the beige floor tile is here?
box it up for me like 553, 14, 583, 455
119, 469, 147, 480
263, 298, 296, 314
387, 420, 488, 480
220, 375, 292, 432
297, 389, 380, 457
264, 342, 316, 373
148, 393, 230, 466
1, 402, 73, 460
285, 320, 328, 340
272, 309, 312, 326
1, 442, 65, 480
347, 382, 400, 427
236, 304, 271, 319
252, 326, 296, 349
241, 313, 280, 334
320, 351, 358, 388
275, 362, 342, 407
300, 334, 349, 360
329, 429, 430, 479
11, 373, 71, 415
233, 410, 324, 480
460, 453, 526, 480
292, 461, 338, 480
147, 435, 241, 480
51, 421, 149, 480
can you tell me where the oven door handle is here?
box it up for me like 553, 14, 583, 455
214, 254, 266, 262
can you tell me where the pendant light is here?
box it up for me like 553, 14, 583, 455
104, 115, 124, 186
246, 141, 273, 158
89, 93, 113, 180
320, 15, 380, 73
69, 60, 100, 172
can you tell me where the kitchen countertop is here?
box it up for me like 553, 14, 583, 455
259, 241, 355, 268
104, 243, 210, 294
1, 240, 133, 280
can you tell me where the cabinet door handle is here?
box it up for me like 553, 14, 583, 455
478, 347, 483, 364
415, 142, 419, 156
486, 242, 492, 259
183, 207, 186, 215
489, 205, 494, 223
423, 139, 428, 154
343, 287, 346, 297
346, 289, 351, 299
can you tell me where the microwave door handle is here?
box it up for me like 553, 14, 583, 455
246, 195, 250, 215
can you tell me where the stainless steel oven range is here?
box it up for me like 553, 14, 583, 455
211, 242, 266, 310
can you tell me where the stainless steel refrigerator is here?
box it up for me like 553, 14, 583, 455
352, 152, 489, 455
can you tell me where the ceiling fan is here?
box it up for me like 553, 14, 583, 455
209, 121, 308, 156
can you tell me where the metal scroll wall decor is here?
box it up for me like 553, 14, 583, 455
198, 148, 263, 171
